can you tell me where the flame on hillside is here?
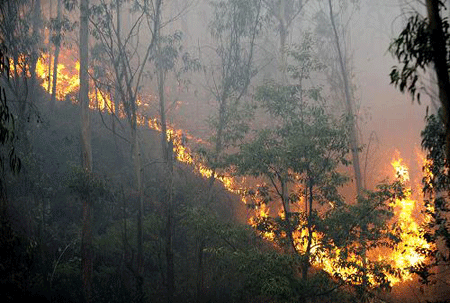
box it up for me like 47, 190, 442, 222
30, 48, 432, 288
30, 49, 245, 197
248, 151, 433, 286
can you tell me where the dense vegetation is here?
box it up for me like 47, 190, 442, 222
1, 0, 450, 303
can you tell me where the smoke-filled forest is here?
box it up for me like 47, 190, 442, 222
1, 0, 450, 302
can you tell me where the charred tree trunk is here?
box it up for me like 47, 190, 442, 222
80, 1, 93, 302
51, 0, 62, 109
328, 0, 363, 195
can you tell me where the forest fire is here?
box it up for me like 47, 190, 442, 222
383, 154, 431, 283
35, 52, 115, 112
33, 48, 245, 198
247, 152, 433, 287
33, 47, 432, 289
5, 0, 450, 302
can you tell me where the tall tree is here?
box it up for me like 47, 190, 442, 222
90, 1, 163, 300
390, 1, 450, 159
30, 0, 42, 101
79, 0, 93, 302
262, 0, 309, 80
326, 0, 363, 195
389, 0, 450, 297
425, 0, 450, 160
203, 0, 262, 189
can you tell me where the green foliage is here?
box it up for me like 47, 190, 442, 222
389, 14, 438, 103
68, 166, 109, 202
287, 32, 327, 82
413, 109, 450, 285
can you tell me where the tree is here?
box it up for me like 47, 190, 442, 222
0, 0, 38, 140
262, 0, 309, 80
90, 1, 162, 301
227, 37, 403, 299
326, 0, 363, 195
197, 2, 262, 298
390, 1, 450, 298
415, 110, 450, 299
79, 1, 93, 302
50, 0, 62, 110
390, 0, 450, 161
202, 0, 263, 189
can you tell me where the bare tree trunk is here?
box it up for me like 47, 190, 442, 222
80, 1, 93, 302
426, 0, 450, 162
51, 0, 62, 109
328, 0, 363, 195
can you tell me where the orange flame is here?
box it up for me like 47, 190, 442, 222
32, 48, 433, 288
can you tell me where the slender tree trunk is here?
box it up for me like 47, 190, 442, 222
114, 0, 122, 117
328, 0, 363, 195
131, 118, 144, 302
426, 0, 450, 162
30, 0, 42, 97
51, 0, 62, 109
279, 175, 296, 254
426, 1, 450, 297
158, 61, 175, 303
302, 177, 313, 280
165, 143, 174, 303
47, 0, 53, 93
80, 1, 93, 302
159, 69, 168, 160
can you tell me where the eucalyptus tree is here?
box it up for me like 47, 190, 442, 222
79, 0, 93, 302
262, 0, 309, 79
310, 0, 363, 196
191, 1, 263, 300
202, 0, 263, 189
230, 38, 351, 278
390, 0, 450, 160
389, 0, 450, 295
227, 36, 402, 297
89, 1, 162, 301
0, 0, 41, 140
